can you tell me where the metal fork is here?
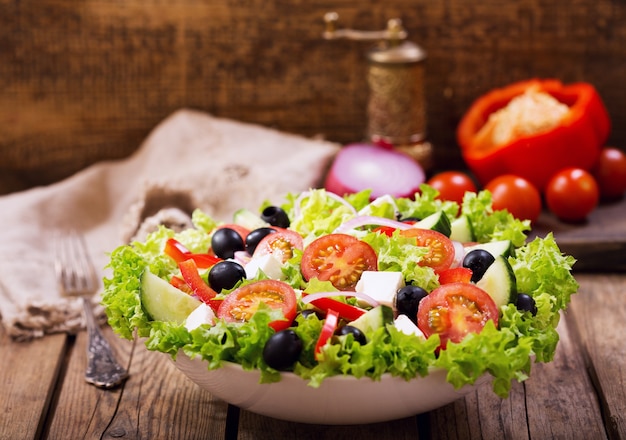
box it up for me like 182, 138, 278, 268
54, 230, 129, 389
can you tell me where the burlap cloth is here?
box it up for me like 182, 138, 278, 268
0, 109, 339, 341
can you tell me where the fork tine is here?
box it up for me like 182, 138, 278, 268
55, 230, 97, 297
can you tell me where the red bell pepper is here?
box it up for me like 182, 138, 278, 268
305, 295, 367, 322
165, 238, 221, 269
457, 79, 610, 190
314, 309, 340, 360
178, 259, 221, 311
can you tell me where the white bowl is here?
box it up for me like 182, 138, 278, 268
173, 353, 490, 425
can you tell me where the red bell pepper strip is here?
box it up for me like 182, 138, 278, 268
178, 259, 221, 310
438, 267, 473, 285
165, 238, 221, 269
306, 296, 366, 322
170, 275, 193, 294
314, 309, 340, 360
457, 79, 610, 190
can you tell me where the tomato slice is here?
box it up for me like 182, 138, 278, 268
314, 308, 340, 360
438, 267, 473, 285
178, 259, 221, 310
252, 228, 304, 263
165, 238, 222, 269
400, 228, 455, 274
305, 295, 367, 321
217, 280, 297, 331
301, 234, 378, 291
417, 282, 499, 348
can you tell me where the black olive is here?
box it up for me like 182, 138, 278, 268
336, 325, 367, 345
262, 329, 303, 370
462, 249, 495, 282
245, 227, 276, 255
395, 285, 428, 324
208, 260, 246, 292
260, 206, 290, 228
516, 293, 538, 316
211, 228, 245, 259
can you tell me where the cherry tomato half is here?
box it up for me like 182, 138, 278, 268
591, 147, 626, 201
399, 228, 455, 274
252, 228, 304, 264
484, 174, 542, 223
545, 168, 599, 222
217, 280, 297, 331
301, 234, 378, 291
417, 282, 499, 348
427, 171, 477, 205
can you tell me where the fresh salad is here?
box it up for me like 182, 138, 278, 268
103, 186, 578, 398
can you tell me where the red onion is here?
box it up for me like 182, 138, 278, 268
324, 143, 425, 200
451, 241, 465, 268
293, 190, 357, 220
334, 215, 414, 234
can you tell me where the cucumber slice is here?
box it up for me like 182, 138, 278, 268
349, 305, 394, 336
450, 215, 475, 242
141, 270, 202, 323
465, 240, 513, 258
232, 208, 269, 230
476, 255, 516, 308
414, 211, 452, 237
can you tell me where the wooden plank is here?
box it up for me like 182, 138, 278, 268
533, 198, 626, 272
0, 327, 67, 440
524, 316, 606, 439
46, 328, 230, 439
570, 274, 626, 440
45, 329, 133, 438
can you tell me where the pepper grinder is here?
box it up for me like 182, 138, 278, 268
323, 12, 433, 170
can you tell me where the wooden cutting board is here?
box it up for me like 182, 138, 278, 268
532, 198, 626, 272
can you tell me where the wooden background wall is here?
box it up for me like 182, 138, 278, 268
2, 0, 626, 194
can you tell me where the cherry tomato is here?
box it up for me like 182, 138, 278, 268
301, 234, 378, 291
252, 228, 303, 264
417, 282, 499, 348
399, 228, 455, 274
217, 280, 297, 331
484, 175, 542, 223
591, 147, 626, 201
545, 168, 599, 222
427, 171, 477, 205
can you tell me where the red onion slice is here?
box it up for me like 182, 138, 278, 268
334, 215, 414, 234
293, 190, 357, 220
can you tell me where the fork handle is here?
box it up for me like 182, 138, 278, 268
82, 297, 129, 388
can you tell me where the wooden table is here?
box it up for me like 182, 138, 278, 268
1, 273, 624, 440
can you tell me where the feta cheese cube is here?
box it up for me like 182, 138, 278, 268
185, 303, 216, 331
355, 271, 405, 308
394, 314, 425, 338
244, 253, 284, 280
